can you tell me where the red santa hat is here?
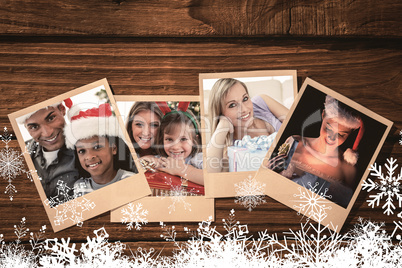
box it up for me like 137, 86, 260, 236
63, 100, 124, 150
324, 95, 364, 166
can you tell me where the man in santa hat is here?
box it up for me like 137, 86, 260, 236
17, 101, 79, 204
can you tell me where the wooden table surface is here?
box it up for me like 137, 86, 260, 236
0, 0, 401, 256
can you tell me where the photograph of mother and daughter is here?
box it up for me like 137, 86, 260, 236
119, 99, 205, 196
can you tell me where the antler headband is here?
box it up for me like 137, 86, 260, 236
155, 101, 199, 135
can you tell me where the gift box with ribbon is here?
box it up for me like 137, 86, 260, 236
227, 132, 277, 172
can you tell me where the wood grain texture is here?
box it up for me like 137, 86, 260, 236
0, 0, 400, 37
1, 37, 400, 139
0, 0, 401, 257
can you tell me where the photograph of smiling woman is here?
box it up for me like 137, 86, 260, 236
125, 102, 163, 157
207, 78, 289, 172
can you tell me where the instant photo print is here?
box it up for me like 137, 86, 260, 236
8, 79, 151, 232
110, 95, 214, 223
256, 78, 393, 232
199, 70, 297, 198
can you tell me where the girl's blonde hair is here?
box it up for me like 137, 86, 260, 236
155, 111, 201, 158
208, 78, 249, 146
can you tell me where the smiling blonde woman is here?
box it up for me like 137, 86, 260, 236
207, 78, 288, 172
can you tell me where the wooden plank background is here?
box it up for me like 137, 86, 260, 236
0, 0, 401, 256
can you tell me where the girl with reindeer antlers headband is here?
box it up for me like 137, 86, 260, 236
150, 101, 204, 186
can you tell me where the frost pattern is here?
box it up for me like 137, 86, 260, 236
44, 180, 96, 227
234, 175, 266, 211
1, 213, 402, 267
0, 218, 46, 266
41, 227, 129, 266
121, 202, 148, 230
0, 127, 34, 200
158, 209, 402, 267
392, 220, 402, 239
159, 177, 195, 213
293, 181, 332, 222
362, 158, 402, 215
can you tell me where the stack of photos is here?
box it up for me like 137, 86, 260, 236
7, 73, 393, 232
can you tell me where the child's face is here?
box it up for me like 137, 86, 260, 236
76, 136, 117, 178
163, 123, 194, 159
221, 82, 253, 128
131, 110, 161, 150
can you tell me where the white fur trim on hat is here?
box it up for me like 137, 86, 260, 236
64, 116, 124, 149
17, 102, 62, 125
324, 96, 360, 129
343, 148, 359, 165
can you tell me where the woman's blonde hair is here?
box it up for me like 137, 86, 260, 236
208, 78, 249, 146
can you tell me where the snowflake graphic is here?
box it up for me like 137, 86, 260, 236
268, 216, 343, 264
292, 181, 333, 222
159, 177, 195, 213
41, 227, 129, 266
44, 180, 95, 227
121, 202, 148, 230
0, 217, 47, 266
391, 220, 402, 239
362, 158, 402, 215
399, 130, 402, 146
0, 127, 34, 200
344, 218, 398, 266
234, 175, 266, 211
2, 212, 402, 266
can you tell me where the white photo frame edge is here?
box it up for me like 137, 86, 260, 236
199, 70, 298, 198
8, 78, 152, 232
256, 77, 393, 232
110, 95, 215, 223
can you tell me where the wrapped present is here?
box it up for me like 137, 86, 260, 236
145, 171, 205, 196
228, 132, 277, 172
